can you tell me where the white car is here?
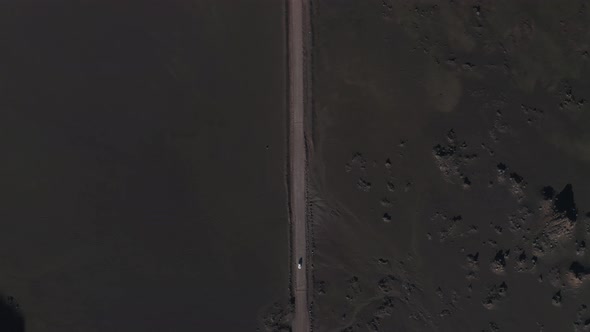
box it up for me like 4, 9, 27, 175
297, 257, 303, 270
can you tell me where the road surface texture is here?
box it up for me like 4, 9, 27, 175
287, 0, 310, 331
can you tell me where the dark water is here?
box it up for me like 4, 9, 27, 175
0, 1, 288, 331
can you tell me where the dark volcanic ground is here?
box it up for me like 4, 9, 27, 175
311, 1, 590, 331
0, 1, 289, 331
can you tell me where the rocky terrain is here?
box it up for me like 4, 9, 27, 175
310, 0, 590, 330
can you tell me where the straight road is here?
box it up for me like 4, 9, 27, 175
287, 0, 310, 331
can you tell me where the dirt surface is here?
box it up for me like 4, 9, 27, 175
310, 0, 590, 331
287, 0, 312, 331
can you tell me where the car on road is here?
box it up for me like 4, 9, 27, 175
298, 257, 303, 270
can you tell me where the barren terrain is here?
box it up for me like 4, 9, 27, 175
310, 1, 590, 330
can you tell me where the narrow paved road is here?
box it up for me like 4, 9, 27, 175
287, 0, 310, 331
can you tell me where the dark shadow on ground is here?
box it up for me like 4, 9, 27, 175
0, 294, 24, 332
